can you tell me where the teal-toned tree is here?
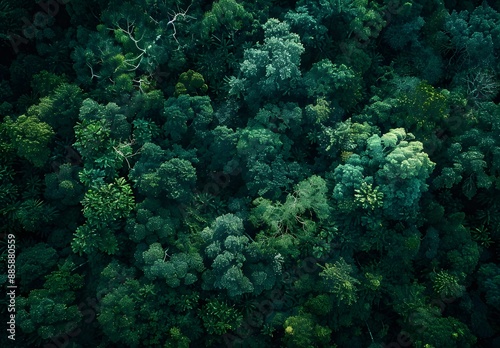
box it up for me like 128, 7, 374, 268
228, 18, 305, 108
477, 263, 500, 310
131, 157, 196, 203
140, 242, 204, 288
44, 164, 84, 207
235, 125, 302, 199
445, 4, 500, 70
162, 94, 214, 144
303, 59, 363, 111
284, 6, 328, 51
125, 197, 177, 245
366, 128, 436, 220
200, 214, 256, 298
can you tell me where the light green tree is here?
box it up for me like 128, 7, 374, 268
3, 115, 54, 167
318, 257, 360, 306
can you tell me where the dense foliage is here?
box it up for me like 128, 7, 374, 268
1, 0, 500, 347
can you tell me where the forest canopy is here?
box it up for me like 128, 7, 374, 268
1, 0, 500, 347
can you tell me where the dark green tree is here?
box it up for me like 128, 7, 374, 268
199, 298, 243, 335
17, 259, 84, 344
200, 214, 254, 298
131, 157, 196, 202
17, 243, 58, 288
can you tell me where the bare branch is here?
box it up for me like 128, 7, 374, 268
86, 63, 101, 80
108, 19, 147, 72
163, 247, 171, 261
112, 138, 143, 169
132, 76, 152, 93
166, 4, 195, 45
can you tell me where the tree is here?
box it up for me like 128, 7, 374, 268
3, 114, 54, 167
318, 257, 360, 306
199, 298, 243, 335
228, 18, 305, 108
384, 16, 425, 51
284, 6, 328, 51
200, 214, 254, 297
249, 175, 334, 262
435, 212, 480, 276
17, 243, 58, 288
97, 259, 170, 346
74, 98, 134, 178
17, 259, 84, 343
13, 198, 58, 233
97, 278, 152, 346
125, 198, 177, 245
235, 125, 302, 200
44, 163, 84, 207
251, 175, 330, 236
282, 312, 332, 348
250, 102, 304, 139
203, 125, 238, 172
72, 177, 134, 255
317, 118, 378, 160
71, 0, 193, 97
200, 0, 253, 40
331, 159, 366, 213
174, 70, 208, 97
366, 128, 436, 220
78, 98, 131, 140
26, 83, 84, 139
295, 0, 386, 73
432, 102, 500, 199
431, 270, 465, 299
445, 4, 500, 71
303, 59, 363, 111
81, 177, 134, 227
0, 0, 31, 51
404, 306, 477, 348
195, 0, 253, 98
164, 327, 191, 348
131, 157, 196, 202
30, 70, 68, 98
162, 94, 214, 144
140, 242, 204, 288
477, 263, 500, 310
394, 80, 449, 141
